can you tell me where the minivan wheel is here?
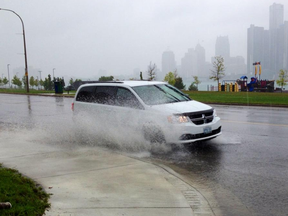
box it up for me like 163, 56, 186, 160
143, 126, 166, 144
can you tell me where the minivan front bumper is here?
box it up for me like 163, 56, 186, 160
163, 116, 222, 144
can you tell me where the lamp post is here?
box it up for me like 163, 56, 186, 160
38, 70, 42, 89
53, 68, 55, 79
0, 8, 29, 92
7, 64, 10, 88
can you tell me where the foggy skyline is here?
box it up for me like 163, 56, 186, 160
1, 0, 288, 80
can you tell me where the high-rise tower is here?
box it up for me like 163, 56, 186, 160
215, 36, 230, 63
162, 50, 176, 75
269, 3, 284, 30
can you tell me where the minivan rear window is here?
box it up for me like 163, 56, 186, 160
76, 86, 96, 102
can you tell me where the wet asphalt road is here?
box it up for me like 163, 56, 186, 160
1, 94, 288, 216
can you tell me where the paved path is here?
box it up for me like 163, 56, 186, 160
0, 129, 217, 216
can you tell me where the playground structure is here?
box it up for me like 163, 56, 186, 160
219, 62, 275, 92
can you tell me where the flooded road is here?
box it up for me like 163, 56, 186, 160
1, 94, 288, 216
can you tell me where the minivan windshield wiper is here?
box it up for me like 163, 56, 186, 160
154, 85, 181, 102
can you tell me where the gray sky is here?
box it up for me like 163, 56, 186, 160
1, 0, 288, 80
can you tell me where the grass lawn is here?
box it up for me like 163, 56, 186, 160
0, 164, 50, 215
184, 91, 288, 107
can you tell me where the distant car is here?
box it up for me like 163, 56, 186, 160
72, 81, 221, 144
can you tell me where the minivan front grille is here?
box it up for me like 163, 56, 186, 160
184, 109, 214, 125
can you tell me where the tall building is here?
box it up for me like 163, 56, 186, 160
161, 50, 176, 75
213, 36, 246, 77
180, 44, 206, 78
269, 3, 284, 73
269, 3, 284, 30
215, 36, 230, 63
247, 25, 269, 75
181, 48, 197, 78
247, 3, 288, 79
195, 44, 206, 76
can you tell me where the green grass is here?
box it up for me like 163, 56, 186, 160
0, 164, 50, 215
184, 91, 288, 107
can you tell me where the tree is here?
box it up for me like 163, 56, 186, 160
147, 62, 157, 81
210, 56, 225, 90
69, 78, 74, 85
3, 77, 9, 86
34, 78, 39, 89
174, 77, 186, 90
193, 76, 200, 89
164, 72, 176, 86
43, 74, 53, 90
29, 76, 35, 89
276, 69, 288, 92
188, 83, 198, 91
0, 78, 2, 85
39, 79, 44, 90
98, 76, 114, 81
22, 76, 27, 90
189, 76, 201, 91
12, 75, 22, 88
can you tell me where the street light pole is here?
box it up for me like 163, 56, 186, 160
53, 68, 55, 80
38, 70, 42, 89
0, 8, 29, 92
7, 64, 10, 88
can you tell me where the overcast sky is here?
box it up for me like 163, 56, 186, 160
1, 0, 288, 80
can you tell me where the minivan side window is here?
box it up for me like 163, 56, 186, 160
116, 87, 143, 109
94, 86, 117, 105
76, 86, 96, 102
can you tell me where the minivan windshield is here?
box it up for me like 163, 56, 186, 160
132, 84, 191, 105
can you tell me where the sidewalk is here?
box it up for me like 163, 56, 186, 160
0, 131, 216, 216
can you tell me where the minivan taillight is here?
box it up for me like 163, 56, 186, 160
71, 102, 74, 111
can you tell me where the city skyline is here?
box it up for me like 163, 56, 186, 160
1, 0, 288, 81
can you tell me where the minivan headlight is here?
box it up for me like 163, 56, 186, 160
213, 109, 217, 117
167, 115, 189, 124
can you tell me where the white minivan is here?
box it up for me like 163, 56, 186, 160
72, 81, 221, 144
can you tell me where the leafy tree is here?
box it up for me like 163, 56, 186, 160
193, 76, 200, 89
0, 78, 2, 85
43, 74, 53, 90
188, 83, 198, 91
75, 78, 82, 82
174, 77, 186, 90
164, 72, 176, 86
189, 76, 201, 91
147, 62, 157, 81
12, 75, 22, 88
210, 56, 225, 90
34, 78, 39, 89
39, 79, 44, 89
22, 76, 27, 90
99, 76, 114, 81
276, 69, 288, 92
69, 78, 74, 85
29, 76, 35, 89
3, 77, 9, 86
